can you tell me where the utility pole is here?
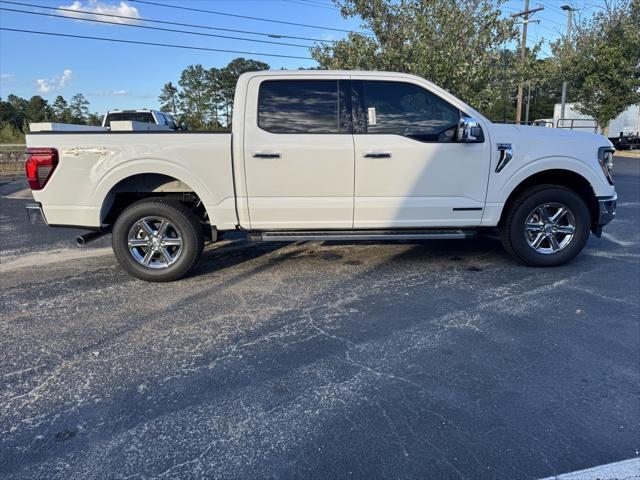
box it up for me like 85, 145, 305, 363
525, 81, 531, 123
512, 1, 544, 124
559, 5, 575, 124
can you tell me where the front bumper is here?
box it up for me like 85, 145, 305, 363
592, 194, 616, 236
26, 202, 48, 225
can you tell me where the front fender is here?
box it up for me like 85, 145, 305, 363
490, 155, 613, 204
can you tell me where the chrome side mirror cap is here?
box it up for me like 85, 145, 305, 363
458, 117, 484, 143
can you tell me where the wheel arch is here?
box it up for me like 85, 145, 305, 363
498, 169, 599, 230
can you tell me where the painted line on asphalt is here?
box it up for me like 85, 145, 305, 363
0, 247, 113, 271
601, 232, 638, 247
0, 188, 32, 199
539, 457, 639, 480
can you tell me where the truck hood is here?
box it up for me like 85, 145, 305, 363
487, 123, 613, 152
486, 123, 613, 169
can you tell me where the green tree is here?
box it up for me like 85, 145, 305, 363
207, 67, 223, 129
178, 64, 213, 130
26, 96, 52, 122
69, 93, 90, 123
555, 0, 640, 133
219, 58, 269, 127
0, 98, 24, 131
52, 95, 72, 123
159, 82, 180, 118
171, 58, 269, 130
311, 0, 518, 112
0, 121, 24, 143
87, 112, 102, 126
4, 94, 27, 130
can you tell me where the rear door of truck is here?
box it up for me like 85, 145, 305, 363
242, 74, 354, 229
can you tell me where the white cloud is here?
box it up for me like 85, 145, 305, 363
0, 73, 15, 80
88, 89, 131, 96
36, 69, 73, 94
57, 1, 140, 25
320, 33, 339, 42
60, 69, 73, 87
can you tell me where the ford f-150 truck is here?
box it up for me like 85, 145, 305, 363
25, 70, 617, 281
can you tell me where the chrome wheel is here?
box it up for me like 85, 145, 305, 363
524, 202, 576, 255
127, 216, 183, 269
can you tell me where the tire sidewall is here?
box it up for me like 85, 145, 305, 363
508, 187, 591, 266
112, 201, 201, 281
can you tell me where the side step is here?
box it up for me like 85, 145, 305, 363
249, 229, 477, 242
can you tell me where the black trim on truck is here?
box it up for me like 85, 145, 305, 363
592, 195, 617, 237
28, 131, 232, 135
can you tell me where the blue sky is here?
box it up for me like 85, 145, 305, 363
0, 0, 607, 114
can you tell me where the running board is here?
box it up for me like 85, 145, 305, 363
249, 229, 477, 242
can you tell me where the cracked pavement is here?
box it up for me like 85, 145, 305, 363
0, 157, 638, 479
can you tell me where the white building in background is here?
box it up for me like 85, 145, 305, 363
553, 103, 640, 136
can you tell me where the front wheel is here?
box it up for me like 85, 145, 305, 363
500, 185, 591, 267
112, 198, 204, 281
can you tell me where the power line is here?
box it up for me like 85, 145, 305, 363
512, 0, 544, 124
0, 6, 315, 48
538, 1, 565, 15
282, 0, 338, 10
129, 0, 371, 35
0, 0, 334, 44
0, 27, 315, 60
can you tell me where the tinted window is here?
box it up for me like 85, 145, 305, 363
105, 112, 154, 127
360, 81, 460, 142
258, 80, 349, 134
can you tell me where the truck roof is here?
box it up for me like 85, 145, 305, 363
106, 109, 156, 113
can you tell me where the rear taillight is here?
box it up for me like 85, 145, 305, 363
25, 148, 58, 190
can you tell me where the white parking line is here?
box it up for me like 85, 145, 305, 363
0, 247, 113, 271
539, 457, 640, 480
1, 188, 32, 199
601, 232, 638, 247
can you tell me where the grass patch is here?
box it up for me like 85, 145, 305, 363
0, 145, 25, 152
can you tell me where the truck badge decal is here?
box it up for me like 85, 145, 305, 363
64, 147, 108, 156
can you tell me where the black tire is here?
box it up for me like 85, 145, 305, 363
500, 185, 591, 267
112, 198, 204, 281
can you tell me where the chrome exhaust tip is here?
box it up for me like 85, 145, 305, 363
76, 231, 106, 246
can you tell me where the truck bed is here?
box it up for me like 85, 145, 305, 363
26, 131, 236, 230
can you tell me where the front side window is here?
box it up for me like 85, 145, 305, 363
358, 81, 461, 142
258, 80, 350, 134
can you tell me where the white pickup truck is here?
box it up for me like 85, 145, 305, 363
25, 70, 617, 281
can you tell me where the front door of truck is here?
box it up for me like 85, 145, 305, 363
243, 76, 354, 229
351, 79, 491, 228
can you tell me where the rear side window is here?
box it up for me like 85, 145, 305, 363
357, 81, 460, 142
258, 80, 350, 134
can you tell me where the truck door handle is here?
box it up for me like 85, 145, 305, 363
363, 151, 392, 159
252, 151, 281, 159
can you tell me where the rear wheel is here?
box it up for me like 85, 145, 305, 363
112, 198, 204, 281
500, 185, 591, 266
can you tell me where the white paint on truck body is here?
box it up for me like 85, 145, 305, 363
26, 70, 616, 232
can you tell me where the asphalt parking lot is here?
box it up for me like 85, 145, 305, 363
1, 156, 638, 479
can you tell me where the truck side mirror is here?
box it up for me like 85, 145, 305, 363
457, 117, 484, 143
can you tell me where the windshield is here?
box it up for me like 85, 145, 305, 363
104, 112, 154, 127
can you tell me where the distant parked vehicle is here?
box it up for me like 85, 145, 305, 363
102, 109, 183, 130
609, 131, 640, 150
532, 119, 554, 128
